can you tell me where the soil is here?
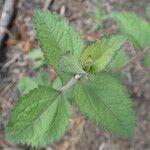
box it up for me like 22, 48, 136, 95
0, 0, 150, 150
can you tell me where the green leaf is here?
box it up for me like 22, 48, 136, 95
74, 73, 135, 137
6, 86, 71, 147
34, 72, 51, 86
59, 54, 86, 75
17, 77, 38, 95
108, 12, 150, 48
106, 49, 129, 71
33, 58, 46, 69
111, 72, 125, 82
146, 5, 150, 17
52, 77, 62, 89
94, 1, 104, 30
27, 48, 43, 60
144, 52, 150, 68
26, 48, 46, 69
81, 35, 127, 73
17, 72, 51, 95
34, 10, 84, 68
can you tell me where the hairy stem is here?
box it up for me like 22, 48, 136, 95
59, 74, 81, 92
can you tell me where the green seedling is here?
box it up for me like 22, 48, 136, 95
6, 10, 135, 147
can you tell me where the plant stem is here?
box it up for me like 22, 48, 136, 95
59, 74, 81, 92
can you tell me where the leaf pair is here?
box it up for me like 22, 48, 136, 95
34, 10, 128, 74
7, 73, 135, 147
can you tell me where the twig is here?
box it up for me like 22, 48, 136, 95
59, 74, 81, 92
3, 53, 20, 68
0, 97, 13, 109
113, 47, 149, 73
0, 0, 16, 47
43, 0, 53, 10
0, 80, 16, 96
60, 5, 66, 16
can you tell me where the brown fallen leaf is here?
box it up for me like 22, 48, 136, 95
67, 16, 76, 21
85, 31, 101, 42
23, 40, 31, 53
5, 39, 18, 46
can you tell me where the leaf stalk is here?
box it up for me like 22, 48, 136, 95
59, 74, 81, 92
